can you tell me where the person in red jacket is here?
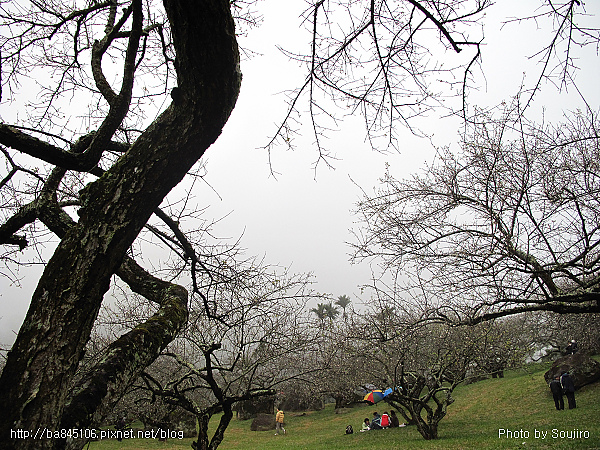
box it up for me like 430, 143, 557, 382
380, 412, 390, 428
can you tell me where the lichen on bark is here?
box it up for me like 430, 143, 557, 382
0, 1, 241, 449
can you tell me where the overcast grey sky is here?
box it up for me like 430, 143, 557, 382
1, 0, 599, 346
199, 0, 600, 302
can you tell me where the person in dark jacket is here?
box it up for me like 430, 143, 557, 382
549, 376, 564, 410
370, 412, 382, 429
565, 340, 578, 355
389, 410, 400, 427
560, 372, 576, 409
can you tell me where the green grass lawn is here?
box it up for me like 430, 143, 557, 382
90, 363, 600, 449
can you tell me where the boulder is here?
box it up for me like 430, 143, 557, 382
544, 353, 600, 389
250, 414, 276, 432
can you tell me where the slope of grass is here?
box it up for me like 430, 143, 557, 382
90, 362, 600, 449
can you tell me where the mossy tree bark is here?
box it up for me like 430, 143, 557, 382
0, 1, 240, 449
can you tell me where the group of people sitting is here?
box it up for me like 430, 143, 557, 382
361, 410, 403, 431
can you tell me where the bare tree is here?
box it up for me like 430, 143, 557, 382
525, 311, 600, 357
465, 315, 532, 379
0, 1, 241, 448
266, 0, 490, 164
343, 304, 483, 440
137, 264, 319, 450
265, 0, 598, 165
353, 103, 600, 324
308, 317, 366, 410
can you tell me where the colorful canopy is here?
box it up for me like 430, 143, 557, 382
363, 387, 394, 404
363, 389, 385, 404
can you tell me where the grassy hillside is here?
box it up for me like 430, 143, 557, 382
90, 362, 600, 449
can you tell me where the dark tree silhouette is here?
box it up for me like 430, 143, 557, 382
0, 1, 240, 448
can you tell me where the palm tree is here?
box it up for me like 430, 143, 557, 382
323, 303, 340, 321
335, 295, 351, 318
311, 303, 328, 326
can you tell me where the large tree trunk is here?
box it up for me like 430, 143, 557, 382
57, 256, 189, 450
208, 403, 235, 450
193, 415, 211, 450
0, 1, 240, 448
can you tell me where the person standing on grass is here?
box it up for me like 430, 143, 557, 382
560, 372, 577, 409
549, 376, 564, 410
275, 408, 286, 435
